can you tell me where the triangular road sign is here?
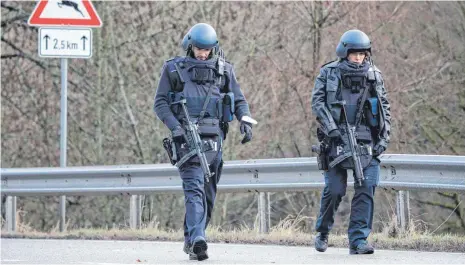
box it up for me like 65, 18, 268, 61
28, 0, 102, 27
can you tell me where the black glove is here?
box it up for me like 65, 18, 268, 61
240, 121, 253, 144
171, 125, 186, 142
373, 143, 386, 157
327, 129, 342, 140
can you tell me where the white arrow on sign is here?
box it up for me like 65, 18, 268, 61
39, 28, 92, 58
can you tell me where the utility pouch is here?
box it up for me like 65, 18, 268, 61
220, 121, 229, 140
191, 68, 215, 85
163, 137, 177, 165
313, 127, 329, 171
198, 118, 221, 136
317, 151, 329, 171
198, 119, 221, 163
341, 72, 366, 93
355, 125, 373, 144
315, 144, 329, 171
365, 97, 379, 127
220, 92, 235, 122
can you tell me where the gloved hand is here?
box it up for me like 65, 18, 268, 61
373, 143, 386, 157
327, 129, 342, 140
240, 121, 253, 144
171, 125, 186, 142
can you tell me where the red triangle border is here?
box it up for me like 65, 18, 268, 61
28, 0, 102, 27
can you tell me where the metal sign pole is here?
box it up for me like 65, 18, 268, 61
59, 58, 68, 232
27, 0, 101, 234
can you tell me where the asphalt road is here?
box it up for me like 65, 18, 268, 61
1, 239, 464, 264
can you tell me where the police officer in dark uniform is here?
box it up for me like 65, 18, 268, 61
311, 29, 391, 254
154, 23, 255, 261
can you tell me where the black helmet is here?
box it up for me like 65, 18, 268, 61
182, 23, 218, 51
335, 29, 371, 58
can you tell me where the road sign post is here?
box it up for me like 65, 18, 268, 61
59, 57, 68, 232
28, 0, 102, 232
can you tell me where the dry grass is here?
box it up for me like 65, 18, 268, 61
2, 213, 464, 253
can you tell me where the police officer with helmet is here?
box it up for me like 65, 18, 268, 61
154, 23, 255, 261
311, 29, 391, 254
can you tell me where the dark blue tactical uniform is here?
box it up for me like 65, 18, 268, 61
311, 29, 391, 254
154, 23, 253, 261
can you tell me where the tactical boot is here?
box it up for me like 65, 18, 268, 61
190, 236, 209, 261
350, 241, 374, 255
189, 253, 199, 260
314, 232, 329, 252
183, 242, 198, 260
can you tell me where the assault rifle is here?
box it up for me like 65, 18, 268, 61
171, 99, 214, 183
340, 100, 365, 186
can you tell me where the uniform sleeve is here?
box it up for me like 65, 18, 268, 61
154, 63, 180, 130
311, 67, 338, 134
227, 66, 251, 121
376, 71, 391, 147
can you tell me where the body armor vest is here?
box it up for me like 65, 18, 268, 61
167, 57, 226, 121
329, 65, 377, 170
338, 67, 376, 126
166, 57, 227, 166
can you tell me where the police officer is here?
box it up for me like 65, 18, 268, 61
311, 29, 391, 254
154, 23, 254, 261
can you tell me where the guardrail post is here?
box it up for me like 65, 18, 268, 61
130, 195, 142, 229
59, 195, 66, 232
396, 190, 410, 232
406, 191, 411, 228
6, 196, 17, 232
258, 192, 271, 233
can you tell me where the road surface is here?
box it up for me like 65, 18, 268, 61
1, 239, 464, 264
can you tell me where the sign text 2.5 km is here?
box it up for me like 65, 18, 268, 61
39, 28, 92, 58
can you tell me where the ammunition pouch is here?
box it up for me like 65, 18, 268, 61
191, 68, 216, 85
341, 71, 367, 94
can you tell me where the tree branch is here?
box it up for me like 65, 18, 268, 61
1, 54, 20, 59
1, 37, 47, 70
109, 10, 147, 164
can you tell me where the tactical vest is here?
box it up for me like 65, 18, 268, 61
165, 56, 232, 165
326, 63, 379, 170
166, 57, 225, 120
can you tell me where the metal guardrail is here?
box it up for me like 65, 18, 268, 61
2, 154, 465, 195
1, 154, 465, 232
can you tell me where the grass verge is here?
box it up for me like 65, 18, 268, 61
2, 226, 464, 253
